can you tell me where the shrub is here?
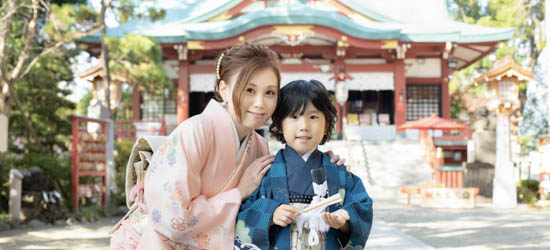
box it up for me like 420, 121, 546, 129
111, 139, 135, 209
517, 179, 540, 204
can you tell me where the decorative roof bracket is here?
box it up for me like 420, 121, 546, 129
174, 45, 188, 61
396, 43, 410, 59
336, 36, 350, 57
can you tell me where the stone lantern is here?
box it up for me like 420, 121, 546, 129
79, 64, 129, 115
475, 55, 534, 208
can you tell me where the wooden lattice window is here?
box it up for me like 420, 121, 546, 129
142, 89, 177, 121
406, 84, 441, 121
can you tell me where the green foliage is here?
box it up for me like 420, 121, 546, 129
115, 85, 134, 120
112, 139, 134, 208
106, 34, 172, 92
72, 204, 106, 222
0, 213, 9, 224
2, 152, 74, 210
517, 135, 538, 154
117, 0, 166, 23
447, 0, 546, 120
3, 38, 77, 211
10, 53, 76, 153
77, 90, 94, 115
47, 4, 98, 41
517, 179, 540, 204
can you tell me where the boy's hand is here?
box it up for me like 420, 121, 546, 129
273, 205, 302, 227
322, 209, 349, 230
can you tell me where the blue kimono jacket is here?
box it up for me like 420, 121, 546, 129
234, 147, 373, 250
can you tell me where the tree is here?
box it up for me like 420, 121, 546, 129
448, 0, 546, 119
5, 52, 78, 207
0, 0, 167, 179
518, 48, 549, 152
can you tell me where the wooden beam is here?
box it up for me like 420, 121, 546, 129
394, 60, 406, 131
462, 44, 486, 54
441, 58, 450, 118
346, 64, 394, 72
189, 64, 215, 74
270, 45, 335, 55
457, 43, 497, 71
177, 60, 190, 123
452, 56, 470, 64
406, 78, 441, 84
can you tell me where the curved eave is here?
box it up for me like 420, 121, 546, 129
78, 9, 515, 45
182, 0, 241, 23
456, 29, 515, 43
399, 32, 461, 43
182, 8, 402, 41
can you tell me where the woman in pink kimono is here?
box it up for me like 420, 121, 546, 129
109, 43, 280, 249
110, 44, 344, 249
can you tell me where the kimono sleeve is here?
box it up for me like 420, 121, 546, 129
338, 173, 373, 248
234, 176, 282, 250
143, 116, 242, 241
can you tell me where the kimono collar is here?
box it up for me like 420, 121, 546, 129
204, 100, 250, 153
201, 99, 237, 161
283, 146, 320, 163
301, 148, 316, 162
283, 146, 322, 196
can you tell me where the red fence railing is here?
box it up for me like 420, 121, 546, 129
114, 120, 166, 142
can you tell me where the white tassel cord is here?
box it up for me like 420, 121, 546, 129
296, 193, 343, 246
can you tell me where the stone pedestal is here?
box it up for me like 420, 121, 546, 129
9, 169, 23, 223
493, 114, 517, 208
0, 114, 7, 153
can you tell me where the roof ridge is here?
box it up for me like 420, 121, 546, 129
181, 0, 243, 23
337, 0, 397, 23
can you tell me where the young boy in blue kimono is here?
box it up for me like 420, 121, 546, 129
234, 79, 373, 250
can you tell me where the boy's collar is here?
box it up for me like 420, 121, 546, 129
283, 145, 319, 163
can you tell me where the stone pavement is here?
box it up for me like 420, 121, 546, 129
4, 139, 548, 249
367, 218, 436, 250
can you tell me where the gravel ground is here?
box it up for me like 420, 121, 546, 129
374, 197, 550, 250
0, 217, 119, 250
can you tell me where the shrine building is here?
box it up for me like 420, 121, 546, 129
79, 0, 514, 140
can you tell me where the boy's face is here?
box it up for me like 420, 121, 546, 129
281, 101, 326, 155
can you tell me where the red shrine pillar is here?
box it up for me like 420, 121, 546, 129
177, 60, 190, 124
441, 58, 450, 119
394, 59, 406, 131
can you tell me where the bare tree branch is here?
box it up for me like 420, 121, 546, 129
19, 41, 64, 79
0, 0, 16, 83
10, 0, 40, 80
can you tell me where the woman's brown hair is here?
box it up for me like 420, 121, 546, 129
214, 43, 281, 121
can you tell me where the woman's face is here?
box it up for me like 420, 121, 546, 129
220, 67, 279, 130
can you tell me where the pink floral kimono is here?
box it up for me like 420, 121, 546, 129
110, 100, 269, 250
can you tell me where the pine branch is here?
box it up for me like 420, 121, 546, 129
7, 81, 45, 154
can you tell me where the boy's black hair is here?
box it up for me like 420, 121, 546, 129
269, 79, 337, 145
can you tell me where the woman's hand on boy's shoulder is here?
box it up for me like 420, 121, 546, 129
324, 150, 350, 172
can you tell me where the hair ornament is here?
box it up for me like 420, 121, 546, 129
216, 52, 225, 80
